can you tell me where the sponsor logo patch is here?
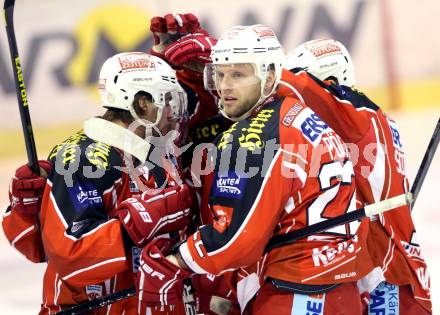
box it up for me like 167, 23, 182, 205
85, 284, 103, 300
282, 103, 304, 126
293, 108, 330, 146
238, 109, 274, 151
335, 271, 357, 280
118, 52, 155, 70
68, 183, 103, 211
312, 235, 358, 267
305, 39, 342, 58
252, 25, 276, 39
86, 142, 111, 170
217, 122, 238, 150
49, 131, 87, 164
368, 281, 399, 315
291, 292, 325, 315
402, 231, 425, 260
71, 219, 92, 233
212, 172, 247, 199
387, 118, 403, 150
401, 240, 423, 260
212, 205, 234, 233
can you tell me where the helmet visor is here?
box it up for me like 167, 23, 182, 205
163, 91, 189, 146
203, 63, 261, 91
164, 90, 188, 120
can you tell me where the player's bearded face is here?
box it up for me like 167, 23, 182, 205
215, 64, 261, 119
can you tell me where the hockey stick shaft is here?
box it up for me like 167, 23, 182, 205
266, 117, 440, 251
264, 193, 412, 252
54, 287, 136, 315
54, 278, 197, 315
4, 0, 39, 175
410, 117, 440, 209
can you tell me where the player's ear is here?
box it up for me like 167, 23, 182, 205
263, 64, 276, 95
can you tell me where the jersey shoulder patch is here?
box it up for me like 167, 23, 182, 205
290, 107, 331, 146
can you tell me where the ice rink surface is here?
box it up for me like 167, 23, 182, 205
0, 109, 438, 314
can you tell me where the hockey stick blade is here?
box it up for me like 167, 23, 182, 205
265, 193, 412, 252
4, 0, 39, 174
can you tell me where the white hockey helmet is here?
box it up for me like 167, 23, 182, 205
98, 52, 187, 125
284, 39, 355, 87
204, 25, 285, 120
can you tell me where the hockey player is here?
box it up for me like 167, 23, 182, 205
2, 52, 195, 315
3, 12, 232, 314
280, 38, 431, 314
148, 15, 239, 315
133, 25, 376, 314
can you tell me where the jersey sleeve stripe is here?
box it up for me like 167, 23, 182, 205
282, 160, 307, 186
46, 179, 69, 228
11, 224, 36, 247
54, 273, 62, 308
367, 118, 386, 202
179, 241, 208, 274
62, 257, 127, 281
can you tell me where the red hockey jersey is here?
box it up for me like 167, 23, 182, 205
278, 68, 431, 312
179, 95, 374, 309
3, 118, 186, 315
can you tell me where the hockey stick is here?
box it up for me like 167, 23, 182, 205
55, 287, 135, 315
410, 117, 440, 209
55, 118, 440, 314
54, 279, 196, 315
265, 193, 412, 252
4, 0, 39, 174
265, 117, 440, 252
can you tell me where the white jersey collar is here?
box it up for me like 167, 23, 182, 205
83, 117, 151, 163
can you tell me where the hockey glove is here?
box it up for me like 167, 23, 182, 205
136, 238, 191, 306
163, 33, 217, 68
150, 13, 207, 57
117, 184, 194, 247
9, 160, 52, 217
192, 273, 238, 314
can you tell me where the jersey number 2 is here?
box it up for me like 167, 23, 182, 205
308, 159, 360, 236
